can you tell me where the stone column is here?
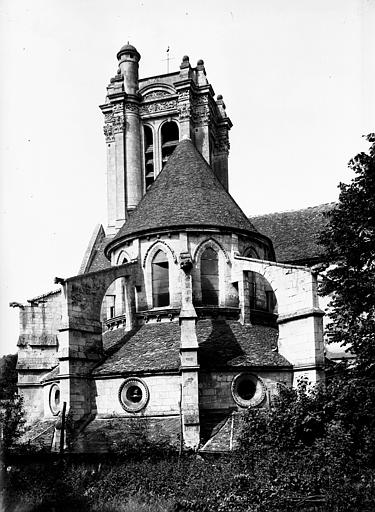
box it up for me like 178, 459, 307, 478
212, 96, 232, 191
124, 100, 143, 212
124, 275, 136, 332
238, 271, 251, 324
179, 252, 200, 450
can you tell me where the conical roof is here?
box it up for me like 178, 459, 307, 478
106, 139, 258, 255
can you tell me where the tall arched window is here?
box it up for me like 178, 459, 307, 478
161, 121, 179, 168
201, 247, 219, 305
152, 250, 170, 307
144, 125, 154, 189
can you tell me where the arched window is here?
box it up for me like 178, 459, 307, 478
243, 247, 259, 259
201, 247, 219, 305
152, 250, 169, 307
161, 121, 179, 168
144, 125, 154, 189
248, 272, 276, 313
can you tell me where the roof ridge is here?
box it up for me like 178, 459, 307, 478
250, 202, 336, 219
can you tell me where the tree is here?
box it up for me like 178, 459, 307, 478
0, 394, 25, 452
0, 354, 18, 400
320, 134, 375, 377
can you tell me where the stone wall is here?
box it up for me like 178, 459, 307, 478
111, 230, 272, 313
17, 291, 62, 422
94, 374, 181, 417
199, 370, 293, 411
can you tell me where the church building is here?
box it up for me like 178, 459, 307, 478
15, 44, 325, 452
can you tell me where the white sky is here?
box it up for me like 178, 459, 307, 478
0, 0, 374, 355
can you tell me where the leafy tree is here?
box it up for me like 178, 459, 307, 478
0, 353, 18, 400
0, 355, 25, 455
0, 394, 25, 452
320, 134, 375, 377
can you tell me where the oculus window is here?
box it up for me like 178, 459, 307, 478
49, 384, 61, 416
231, 373, 266, 408
119, 378, 149, 412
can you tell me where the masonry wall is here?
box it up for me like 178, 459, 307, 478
199, 370, 293, 410
111, 230, 272, 313
17, 291, 62, 422
94, 375, 181, 417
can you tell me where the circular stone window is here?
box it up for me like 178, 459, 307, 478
49, 384, 61, 415
231, 373, 266, 408
119, 378, 149, 412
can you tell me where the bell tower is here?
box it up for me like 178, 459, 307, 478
100, 44, 232, 235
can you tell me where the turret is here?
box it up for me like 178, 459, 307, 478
100, 43, 143, 234
117, 43, 141, 95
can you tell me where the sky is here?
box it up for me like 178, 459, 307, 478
0, 0, 374, 355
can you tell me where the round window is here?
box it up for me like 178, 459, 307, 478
119, 378, 149, 412
49, 384, 61, 415
231, 373, 266, 408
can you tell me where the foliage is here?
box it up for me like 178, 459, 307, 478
0, 394, 25, 452
320, 134, 375, 377
238, 374, 375, 511
0, 353, 18, 400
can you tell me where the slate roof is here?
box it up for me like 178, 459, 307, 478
250, 203, 334, 264
17, 419, 56, 450
93, 322, 181, 375
85, 234, 113, 273
79, 224, 114, 274
40, 365, 60, 383
197, 320, 290, 368
200, 413, 242, 453
93, 319, 290, 376
105, 139, 259, 254
102, 327, 130, 353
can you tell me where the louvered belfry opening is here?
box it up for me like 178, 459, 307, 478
201, 247, 219, 306
144, 125, 154, 190
161, 121, 179, 168
152, 250, 170, 307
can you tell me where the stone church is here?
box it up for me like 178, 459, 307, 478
16, 43, 326, 452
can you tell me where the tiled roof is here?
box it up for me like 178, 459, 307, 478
106, 139, 258, 253
85, 234, 113, 273
102, 327, 131, 353
93, 319, 290, 376
93, 322, 181, 375
17, 419, 56, 450
27, 289, 61, 303
40, 365, 60, 383
197, 320, 290, 368
200, 413, 242, 453
250, 203, 334, 264
79, 223, 114, 274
